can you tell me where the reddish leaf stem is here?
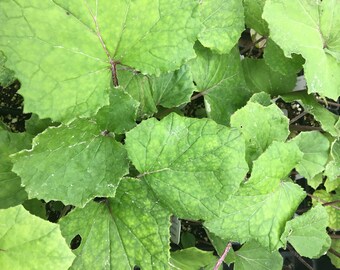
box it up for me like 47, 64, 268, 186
307, 193, 340, 210
213, 242, 232, 270
191, 91, 204, 101
289, 111, 308, 124
328, 247, 340, 258
317, 99, 340, 107
322, 199, 340, 207
289, 125, 323, 132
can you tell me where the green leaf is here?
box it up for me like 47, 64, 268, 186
230, 101, 289, 164
189, 43, 251, 125
11, 119, 129, 207
280, 205, 331, 258
242, 58, 297, 95
0, 0, 201, 121
125, 113, 248, 220
320, 0, 340, 61
150, 65, 196, 109
119, 65, 196, 118
205, 182, 306, 250
307, 173, 324, 190
328, 238, 340, 269
59, 178, 171, 270
180, 232, 196, 249
264, 39, 305, 76
0, 127, 32, 208
263, 0, 340, 99
324, 177, 340, 193
290, 131, 330, 181
54, 0, 201, 75
170, 247, 218, 270
281, 91, 340, 137
243, 0, 269, 35
248, 92, 272, 106
312, 190, 339, 230
118, 70, 157, 117
24, 114, 59, 136
197, 0, 244, 54
0, 205, 75, 269
95, 87, 139, 134
232, 241, 283, 270
324, 139, 340, 190
22, 198, 46, 219
0, 51, 15, 87
204, 140, 303, 250
240, 141, 303, 195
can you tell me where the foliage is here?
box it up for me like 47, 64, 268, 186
0, 0, 339, 269
0, 205, 75, 269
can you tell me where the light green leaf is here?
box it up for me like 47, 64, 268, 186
242, 58, 297, 95
290, 131, 330, 181
170, 247, 218, 270
205, 182, 306, 250
95, 87, 139, 134
264, 39, 305, 76
328, 238, 340, 269
0, 127, 32, 209
119, 65, 196, 118
118, 70, 157, 117
0, 0, 201, 121
59, 178, 171, 270
189, 43, 251, 125
230, 101, 289, 164
324, 177, 340, 193
329, 137, 340, 162
308, 173, 324, 190
280, 205, 331, 258
0, 51, 15, 87
125, 113, 248, 220
197, 0, 244, 54
312, 190, 339, 230
320, 0, 340, 61
232, 241, 283, 270
53, 0, 201, 75
0, 205, 75, 269
248, 92, 272, 106
263, 0, 340, 99
243, 0, 268, 35
0, 0, 110, 122
336, 118, 340, 132
240, 141, 303, 195
324, 139, 340, 189
11, 119, 129, 207
150, 65, 195, 109
281, 91, 340, 137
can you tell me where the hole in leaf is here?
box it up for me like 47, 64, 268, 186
133, 266, 140, 270
93, 197, 107, 203
70, 234, 82, 250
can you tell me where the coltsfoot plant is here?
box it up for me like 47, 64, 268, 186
0, 0, 339, 269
